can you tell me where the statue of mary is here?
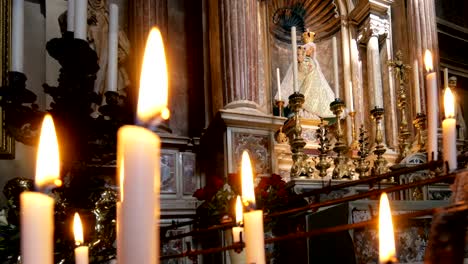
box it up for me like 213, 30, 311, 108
275, 31, 335, 118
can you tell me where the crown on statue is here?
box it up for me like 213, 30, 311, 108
302, 30, 316, 44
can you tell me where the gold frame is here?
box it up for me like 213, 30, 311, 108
0, 1, 15, 159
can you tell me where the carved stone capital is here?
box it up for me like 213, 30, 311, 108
357, 14, 390, 45
349, 0, 393, 44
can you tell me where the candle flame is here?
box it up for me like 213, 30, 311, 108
73, 213, 84, 246
235, 195, 243, 225
424, 50, 433, 72
379, 193, 397, 263
241, 151, 255, 207
444, 88, 455, 119
35, 114, 61, 189
137, 27, 168, 123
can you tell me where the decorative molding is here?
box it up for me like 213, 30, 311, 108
357, 14, 390, 44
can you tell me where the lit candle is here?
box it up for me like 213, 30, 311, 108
12, 0, 24, 72
232, 195, 244, 243
442, 88, 457, 171
67, 0, 75, 32
291, 26, 298, 93
107, 3, 119, 92
424, 50, 438, 161
443, 68, 449, 89
73, 213, 89, 264
379, 192, 397, 264
276, 68, 282, 101
117, 28, 168, 264
413, 59, 421, 113
20, 114, 61, 264
74, 0, 88, 40
332, 36, 339, 97
241, 151, 265, 264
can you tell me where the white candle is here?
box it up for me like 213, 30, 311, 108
241, 151, 265, 264
74, 0, 88, 40
21, 115, 61, 264
291, 27, 298, 93
379, 193, 397, 264
232, 195, 244, 243
107, 3, 119, 92
349, 81, 354, 112
442, 88, 457, 171
444, 68, 449, 89
12, 0, 24, 72
424, 50, 438, 161
73, 213, 89, 264
67, 0, 75, 32
276, 68, 282, 101
413, 60, 421, 113
332, 36, 339, 98
118, 28, 168, 264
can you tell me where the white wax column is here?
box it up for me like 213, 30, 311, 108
107, 3, 119, 92
276, 68, 281, 101
426, 72, 438, 161
74, 0, 88, 40
75, 246, 89, 264
442, 118, 457, 171
20, 192, 54, 264
232, 226, 243, 243
444, 68, 449, 88
118, 125, 160, 264
12, 0, 24, 72
67, 0, 75, 32
349, 83, 354, 112
244, 210, 265, 264
116, 201, 122, 263
291, 27, 298, 93
332, 36, 339, 98
413, 60, 421, 113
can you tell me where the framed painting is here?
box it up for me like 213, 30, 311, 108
0, 1, 15, 159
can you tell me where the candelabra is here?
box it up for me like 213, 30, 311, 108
348, 111, 359, 151
354, 125, 371, 179
283, 92, 314, 178
314, 119, 332, 178
370, 107, 390, 179
412, 113, 427, 153
330, 99, 351, 179
275, 100, 285, 117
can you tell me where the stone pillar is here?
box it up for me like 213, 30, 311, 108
407, 0, 439, 113
216, 0, 260, 111
340, 16, 353, 145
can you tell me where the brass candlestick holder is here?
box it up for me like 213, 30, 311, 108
330, 99, 352, 179
353, 125, 371, 179
348, 111, 359, 151
283, 92, 314, 178
275, 100, 285, 117
412, 113, 427, 153
370, 107, 390, 179
315, 119, 332, 178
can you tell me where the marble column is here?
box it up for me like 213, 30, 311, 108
340, 16, 353, 145
407, 0, 439, 113
218, 0, 260, 111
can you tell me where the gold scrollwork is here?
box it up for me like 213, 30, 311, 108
0, 1, 15, 159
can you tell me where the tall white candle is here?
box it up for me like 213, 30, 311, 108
424, 50, 438, 161
118, 28, 168, 264
73, 213, 89, 264
241, 151, 265, 264
442, 88, 457, 171
21, 115, 61, 264
291, 27, 298, 93
276, 68, 282, 101
12, 0, 24, 72
74, 0, 88, 40
443, 68, 449, 89
413, 60, 421, 113
349, 81, 354, 112
67, 0, 75, 32
107, 4, 119, 92
332, 36, 339, 98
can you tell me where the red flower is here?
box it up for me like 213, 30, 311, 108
193, 188, 206, 201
